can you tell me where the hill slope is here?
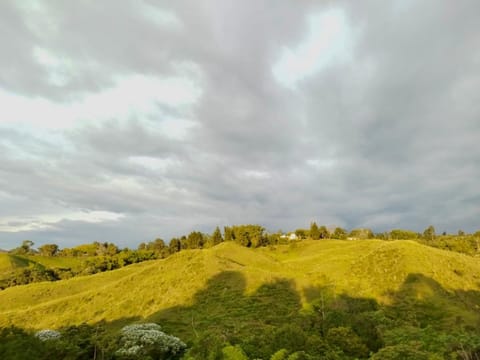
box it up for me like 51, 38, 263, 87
0, 253, 85, 271
0, 240, 479, 339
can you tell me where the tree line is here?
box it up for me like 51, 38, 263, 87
3, 223, 480, 290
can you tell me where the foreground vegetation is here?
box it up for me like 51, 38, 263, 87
1, 239, 480, 359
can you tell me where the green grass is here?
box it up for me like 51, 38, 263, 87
0, 253, 86, 273
1, 240, 479, 342
0, 253, 37, 275
24, 255, 85, 271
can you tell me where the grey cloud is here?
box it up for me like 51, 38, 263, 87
1, 1, 479, 249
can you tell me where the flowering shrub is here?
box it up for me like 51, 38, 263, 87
116, 323, 186, 359
34, 329, 61, 341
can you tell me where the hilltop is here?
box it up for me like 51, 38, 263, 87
1, 239, 479, 329
2, 239, 480, 358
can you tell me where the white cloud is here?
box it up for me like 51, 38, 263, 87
139, 1, 182, 29
272, 8, 353, 88
306, 158, 337, 170
243, 170, 271, 180
129, 156, 179, 171
0, 66, 202, 130
33, 47, 75, 86
0, 211, 124, 232
14, 0, 59, 40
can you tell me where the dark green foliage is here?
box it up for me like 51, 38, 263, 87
0, 326, 46, 360
310, 222, 320, 240
423, 225, 436, 242
319, 226, 330, 239
331, 227, 347, 240
225, 225, 266, 247
38, 244, 59, 257
370, 344, 431, 360
326, 326, 369, 358
224, 226, 234, 242
169, 238, 181, 254
0, 323, 185, 360
294, 229, 308, 240
10, 240, 35, 255
349, 228, 374, 239
188, 330, 225, 360
211, 226, 224, 246
269, 324, 309, 355
425, 234, 480, 256
138, 238, 167, 257
7, 267, 59, 287
187, 231, 205, 249
389, 229, 419, 240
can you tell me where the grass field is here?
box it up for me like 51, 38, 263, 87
0, 240, 479, 344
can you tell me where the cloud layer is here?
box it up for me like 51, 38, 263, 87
1, 0, 479, 249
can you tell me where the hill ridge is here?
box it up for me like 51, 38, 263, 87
1, 240, 479, 332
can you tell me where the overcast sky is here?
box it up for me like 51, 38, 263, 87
1, 1, 479, 249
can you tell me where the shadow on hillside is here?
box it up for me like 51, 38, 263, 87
78, 272, 479, 336
148, 271, 302, 342
385, 273, 480, 329
3, 270, 480, 359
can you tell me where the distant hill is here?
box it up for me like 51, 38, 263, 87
0, 252, 86, 285
1, 240, 479, 341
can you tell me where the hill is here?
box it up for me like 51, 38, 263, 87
0, 252, 86, 272
1, 240, 480, 358
0, 253, 86, 286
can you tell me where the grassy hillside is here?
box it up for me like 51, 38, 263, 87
0, 253, 87, 286
0, 253, 85, 272
1, 240, 479, 343
0, 253, 32, 271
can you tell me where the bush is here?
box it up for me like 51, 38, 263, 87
221, 345, 249, 360
35, 329, 61, 341
116, 323, 186, 360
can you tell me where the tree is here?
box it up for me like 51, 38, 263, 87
211, 226, 223, 246
38, 244, 59, 257
326, 327, 369, 358
230, 225, 265, 248
349, 228, 374, 239
310, 222, 320, 240
11, 240, 35, 255
423, 225, 436, 242
224, 226, 234, 242
370, 344, 431, 360
149, 238, 166, 253
332, 227, 347, 240
389, 229, 419, 240
319, 226, 330, 239
295, 229, 308, 240
95, 242, 119, 256
169, 238, 181, 254
187, 231, 204, 249
116, 323, 186, 359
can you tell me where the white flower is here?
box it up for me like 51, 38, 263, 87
35, 329, 61, 341
116, 322, 186, 357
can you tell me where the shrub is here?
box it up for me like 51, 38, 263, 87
116, 323, 186, 359
35, 329, 61, 341
221, 345, 249, 360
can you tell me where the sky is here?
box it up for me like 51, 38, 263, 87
1, 1, 479, 249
